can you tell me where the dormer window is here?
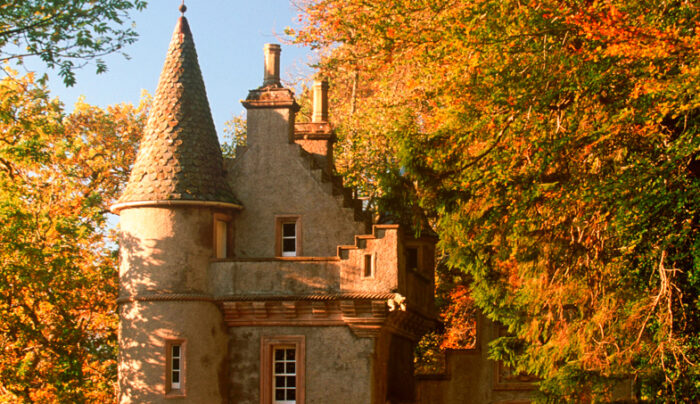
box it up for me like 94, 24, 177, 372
276, 216, 301, 257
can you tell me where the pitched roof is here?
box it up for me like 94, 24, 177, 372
113, 16, 238, 212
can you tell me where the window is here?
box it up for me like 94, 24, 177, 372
406, 247, 419, 271
282, 223, 296, 257
165, 339, 185, 396
261, 336, 305, 404
273, 347, 296, 403
275, 216, 301, 257
171, 344, 182, 389
215, 219, 228, 258
213, 213, 232, 259
363, 253, 374, 278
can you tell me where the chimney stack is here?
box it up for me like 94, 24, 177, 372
312, 80, 329, 123
263, 43, 281, 87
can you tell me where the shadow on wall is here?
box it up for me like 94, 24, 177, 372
116, 227, 230, 403
116, 231, 183, 401
118, 305, 177, 400
209, 260, 343, 297
118, 212, 212, 296
278, 261, 341, 293
118, 230, 156, 297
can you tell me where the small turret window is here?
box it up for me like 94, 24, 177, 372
165, 339, 185, 396
213, 213, 233, 259
171, 344, 182, 389
215, 219, 228, 258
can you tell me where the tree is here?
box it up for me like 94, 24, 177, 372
0, 71, 146, 402
0, 0, 147, 86
221, 113, 247, 159
290, 0, 700, 401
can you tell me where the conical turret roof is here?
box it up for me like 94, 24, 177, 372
112, 16, 238, 212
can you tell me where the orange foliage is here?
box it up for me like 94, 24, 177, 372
441, 285, 477, 350
0, 71, 146, 402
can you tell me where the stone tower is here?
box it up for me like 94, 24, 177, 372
111, 10, 238, 403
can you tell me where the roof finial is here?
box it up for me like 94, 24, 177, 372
179, 0, 187, 15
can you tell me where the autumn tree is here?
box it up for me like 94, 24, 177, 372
291, 0, 700, 401
0, 0, 147, 86
0, 71, 146, 402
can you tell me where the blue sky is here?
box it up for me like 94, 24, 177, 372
25, 1, 315, 137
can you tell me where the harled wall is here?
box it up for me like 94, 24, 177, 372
227, 106, 366, 258
228, 325, 374, 404
118, 206, 229, 403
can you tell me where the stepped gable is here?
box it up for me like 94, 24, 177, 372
113, 15, 238, 211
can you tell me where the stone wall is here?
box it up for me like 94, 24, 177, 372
118, 206, 231, 403
120, 207, 217, 296
414, 315, 535, 404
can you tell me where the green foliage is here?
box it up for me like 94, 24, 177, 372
221, 112, 247, 159
0, 0, 147, 86
293, 0, 700, 400
414, 331, 446, 375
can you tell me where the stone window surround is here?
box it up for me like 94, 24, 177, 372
165, 338, 186, 398
261, 335, 305, 404
275, 215, 302, 257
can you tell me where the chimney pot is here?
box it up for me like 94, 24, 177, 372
263, 43, 281, 87
312, 80, 329, 123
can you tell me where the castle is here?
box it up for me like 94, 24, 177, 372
111, 8, 535, 404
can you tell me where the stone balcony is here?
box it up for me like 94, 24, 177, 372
207, 225, 437, 334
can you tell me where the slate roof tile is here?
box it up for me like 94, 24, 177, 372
116, 16, 238, 206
